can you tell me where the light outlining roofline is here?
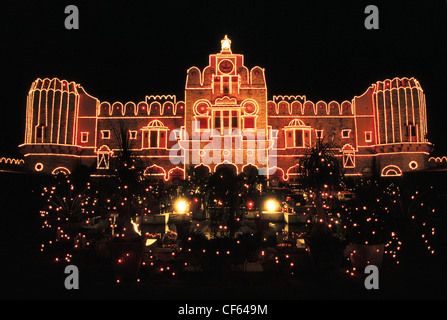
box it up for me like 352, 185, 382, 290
20, 38, 431, 178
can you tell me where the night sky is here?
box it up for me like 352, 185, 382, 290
1, 0, 446, 158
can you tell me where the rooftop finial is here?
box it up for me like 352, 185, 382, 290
220, 35, 232, 54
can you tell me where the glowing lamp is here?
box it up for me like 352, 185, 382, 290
175, 199, 188, 214
265, 199, 279, 212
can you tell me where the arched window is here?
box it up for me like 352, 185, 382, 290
141, 120, 168, 149
284, 119, 311, 148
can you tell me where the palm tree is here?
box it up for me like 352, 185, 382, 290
109, 121, 145, 239
298, 136, 344, 223
298, 136, 345, 273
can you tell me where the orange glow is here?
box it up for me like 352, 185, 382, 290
19, 39, 431, 178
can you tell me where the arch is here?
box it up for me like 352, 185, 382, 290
0, 157, 24, 165
303, 101, 315, 115
193, 99, 211, 115
328, 101, 341, 115
429, 156, 447, 163
341, 143, 355, 152
124, 102, 136, 116
193, 163, 211, 179
144, 164, 167, 180
285, 119, 312, 148
278, 101, 290, 114
99, 102, 111, 116
381, 165, 403, 177
137, 102, 148, 115
242, 163, 258, 175
163, 101, 175, 115
241, 164, 259, 180
52, 167, 71, 175
316, 101, 328, 115
149, 101, 162, 115
241, 99, 259, 115
250, 66, 264, 84
97, 145, 112, 153
176, 102, 185, 115
341, 101, 353, 115
285, 164, 301, 181
214, 162, 238, 176
167, 166, 185, 181
291, 101, 303, 115
186, 67, 202, 86
268, 166, 285, 181
267, 101, 277, 114
111, 102, 123, 116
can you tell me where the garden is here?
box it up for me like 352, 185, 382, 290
35, 137, 443, 292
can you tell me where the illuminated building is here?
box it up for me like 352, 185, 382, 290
19, 36, 431, 182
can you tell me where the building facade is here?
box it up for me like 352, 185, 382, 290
19, 36, 431, 182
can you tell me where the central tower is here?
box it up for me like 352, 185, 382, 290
183, 36, 271, 176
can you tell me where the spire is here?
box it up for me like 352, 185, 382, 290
220, 35, 232, 54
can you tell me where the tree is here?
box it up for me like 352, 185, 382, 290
203, 165, 240, 237
297, 137, 346, 274
298, 136, 344, 223
109, 121, 146, 239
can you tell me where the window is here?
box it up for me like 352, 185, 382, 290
101, 130, 110, 139
364, 131, 372, 143
222, 76, 230, 94
316, 130, 324, 139
342, 129, 351, 139
284, 119, 311, 148
97, 145, 112, 170
232, 115, 238, 128
129, 130, 137, 139
142, 130, 167, 149
295, 130, 304, 147
81, 132, 89, 143
173, 129, 182, 140
213, 109, 239, 134
36, 125, 45, 142
343, 152, 355, 168
285, 128, 311, 148
408, 124, 418, 142
214, 113, 221, 130
342, 145, 356, 168
243, 116, 256, 129
195, 117, 209, 130
36, 127, 43, 139
150, 131, 158, 148
159, 131, 166, 148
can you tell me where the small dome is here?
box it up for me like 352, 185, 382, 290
288, 119, 306, 127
